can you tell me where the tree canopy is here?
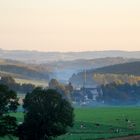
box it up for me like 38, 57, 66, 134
0, 84, 19, 137
49, 79, 74, 101
18, 87, 74, 140
97, 82, 140, 105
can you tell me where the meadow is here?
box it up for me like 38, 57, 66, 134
1, 107, 140, 140
57, 107, 140, 140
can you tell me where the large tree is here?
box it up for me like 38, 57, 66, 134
18, 87, 74, 140
49, 79, 74, 101
0, 84, 19, 138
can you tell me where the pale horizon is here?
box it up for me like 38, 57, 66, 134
0, 0, 140, 52
0, 48, 140, 53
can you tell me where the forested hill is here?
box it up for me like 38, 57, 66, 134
45, 57, 140, 81
93, 61, 140, 76
46, 57, 138, 70
0, 58, 52, 80
69, 61, 140, 86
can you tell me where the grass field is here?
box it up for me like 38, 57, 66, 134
57, 107, 140, 140
1, 107, 140, 140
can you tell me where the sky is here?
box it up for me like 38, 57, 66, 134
0, 0, 140, 52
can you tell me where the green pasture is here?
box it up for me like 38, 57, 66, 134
57, 107, 140, 140
75, 107, 140, 129
1, 107, 140, 140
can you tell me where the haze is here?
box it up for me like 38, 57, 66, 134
0, 0, 140, 52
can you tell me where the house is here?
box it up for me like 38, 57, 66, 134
72, 86, 99, 102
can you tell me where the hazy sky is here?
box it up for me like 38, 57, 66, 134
0, 0, 140, 52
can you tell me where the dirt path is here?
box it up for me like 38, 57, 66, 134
108, 135, 140, 140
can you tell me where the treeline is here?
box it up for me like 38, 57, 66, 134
70, 72, 140, 86
0, 76, 74, 100
0, 76, 35, 93
97, 82, 140, 105
94, 73, 140, 85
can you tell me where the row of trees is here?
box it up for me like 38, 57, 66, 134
70, 72, 140, 87
0, 76, 35, 93
94, 73, 140, 85
0, 84, 74, 140
0, 76, 74, 98
97, 82, 140, 105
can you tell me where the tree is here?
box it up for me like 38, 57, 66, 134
18, 87, 74, 140
0, 84, 19, 137
49, 79, 60, 89
49, 79, 73, 101
49, 79, 66, 95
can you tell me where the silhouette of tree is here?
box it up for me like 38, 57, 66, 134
18, 88, 74, 140
0, 84, 19, 137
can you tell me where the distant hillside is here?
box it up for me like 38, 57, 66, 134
1, 49, 140, 63
93, 61, 140, 76
1, 54, 140, 83
70, 61, 140, 86
0, 58, 52, 81
45, 57, 140, 81
47, 57, 138, 70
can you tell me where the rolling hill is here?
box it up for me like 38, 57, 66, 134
69, 61, 140, 86
93, 61, 140, 76
0, 57, 139, 83
45, 57, 140, 81
1, 49, 140, 63
0, 58, 52, 82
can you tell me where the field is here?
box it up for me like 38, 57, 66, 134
1, 107, 140, 140
57, 107, 140, 140
15, 78, 48, 87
